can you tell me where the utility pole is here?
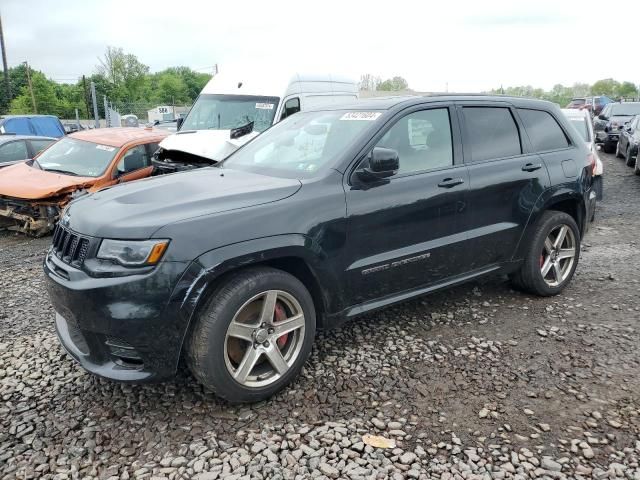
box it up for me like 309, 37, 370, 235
82, 75, 90, 119
0, 13, 11, 103
23, 61, 36, 113
90, 81, 99, 128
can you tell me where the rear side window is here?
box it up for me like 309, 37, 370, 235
30, 139, 55, 155
462, 107, 522, 162
518, 109, 570, 152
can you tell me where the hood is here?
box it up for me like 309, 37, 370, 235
0, 162, 95, 200
66, 167, 301, 239
159, 129, 260, 162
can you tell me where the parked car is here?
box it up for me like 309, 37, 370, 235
566, 98, 588, 110
44, 95, 596, 402
63, 122, 87, 134
561, 108, 603, 202
0, 134, 56, 168
591, 95, 612, 116
616, 114, 640, 172
0, 114, 65, 138
152, 71, 359, 174
0, 127, 168, 236
593, 102, 640, 153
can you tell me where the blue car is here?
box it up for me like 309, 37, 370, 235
0, 115, 66, 138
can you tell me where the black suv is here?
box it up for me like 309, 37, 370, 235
44, 96, 596, 402
594, 102, 640, 153
616, 114, 640, 172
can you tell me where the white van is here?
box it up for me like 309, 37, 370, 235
153, 71, 359, 172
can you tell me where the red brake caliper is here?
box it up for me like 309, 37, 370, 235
540, 255, 545, 268
274, 302, 288, 348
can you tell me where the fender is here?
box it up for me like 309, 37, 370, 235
512, 184, 586, 261
167, 233, 347, 353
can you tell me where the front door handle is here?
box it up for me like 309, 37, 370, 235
522, 162, 543, 172
437, 177, 465, 188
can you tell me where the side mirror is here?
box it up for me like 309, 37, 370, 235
357, 147, 399, 181
598, 114, 607, 120
176, 117, 184, 131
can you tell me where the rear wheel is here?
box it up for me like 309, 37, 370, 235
603, 141, 615, 154
616, 141, 623, 158
187, 267, 316, 403
510, 211, 580, 296
626, 146, 636, 167
635, 156, 640, 176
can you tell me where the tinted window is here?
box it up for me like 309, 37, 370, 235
518, 109, 570, 152
0, 140, 29, 163
280, 98, 301, 120
375, 108, 453, 174
462, 107, 521, 162
30, 139, 55, 155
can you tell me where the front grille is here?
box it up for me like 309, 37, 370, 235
51, 224, 90, 267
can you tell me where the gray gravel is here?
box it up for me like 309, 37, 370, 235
2, 150, 640, 479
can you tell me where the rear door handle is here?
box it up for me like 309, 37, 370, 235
522, 163, 543, 172
437, 177, 465, 188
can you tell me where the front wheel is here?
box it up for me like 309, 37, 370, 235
603, 141, 615, 154
187, 267, 316, 403
616, 141, 623, 158
626, 146, 636, 167
510, 211, 580, 296
634, 156, 640, 176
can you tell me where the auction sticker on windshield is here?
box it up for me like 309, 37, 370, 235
340, 112, 382, 121
95, 145, 116, 152
255, 103, 274, 110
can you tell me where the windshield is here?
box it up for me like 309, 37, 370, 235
36, 137, 118, 177
568, 118, 589, 142
609, 103, 640, 116
181, 94, 280, 132
222, 110, 381, 178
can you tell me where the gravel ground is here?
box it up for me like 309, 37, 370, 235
1, 151, 640, 480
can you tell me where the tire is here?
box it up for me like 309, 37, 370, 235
603, 141, 615, 154
187, 267, 316, 403
616, 141, 623, 158
627, 147, 636, 167
635, 156, 640, 176
510, 211, 581, 296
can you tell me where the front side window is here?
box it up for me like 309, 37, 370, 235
36, 138, 118, 177
280, 97, 301, 120
115, 145, 151, 175
518, 109, 570, 152
375, 108, 453, 174
181, 94, 279, 133
30, 139, 55, 155
462, 107, 522, 162
0, 140, 29, 163
223, 110, 378, 178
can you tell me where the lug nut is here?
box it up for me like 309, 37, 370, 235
263, 341, 269, 347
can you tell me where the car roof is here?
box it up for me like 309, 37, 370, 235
307, 94, 558, 113
0, 114, 60, 119
69, 127, 169, 147
560, 108, 590, 118
0, 134, 57, 144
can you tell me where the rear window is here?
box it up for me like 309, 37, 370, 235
462, 107, 522, 162
518, 109, 570, 152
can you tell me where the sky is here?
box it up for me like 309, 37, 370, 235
2, 0, 640, 93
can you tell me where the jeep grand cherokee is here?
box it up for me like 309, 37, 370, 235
44, 95, 596, 403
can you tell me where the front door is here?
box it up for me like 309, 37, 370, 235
344, 105, 470, 306
457, 103, 551, 269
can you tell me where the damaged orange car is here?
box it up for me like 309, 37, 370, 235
0, 128, 168, 236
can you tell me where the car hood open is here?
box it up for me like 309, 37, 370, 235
0, 162, 95, 200
66, 167, 302, 238
158, 129, 260, 163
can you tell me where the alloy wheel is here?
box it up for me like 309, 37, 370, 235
224, 290, 306, 388
539, 224, 577, 287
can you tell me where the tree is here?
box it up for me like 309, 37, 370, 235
591, 78, 620, 97
359, 73, 381, 91
96, 46, 149, 101
617, 81, 638, 99
377, 76, 409, 91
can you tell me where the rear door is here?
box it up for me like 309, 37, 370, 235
457, 102, 551, 269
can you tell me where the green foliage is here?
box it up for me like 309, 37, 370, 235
618, 81, 638, 98
377, 76, 409, 91
591, 78, 619, 97
0, 46, 212, 118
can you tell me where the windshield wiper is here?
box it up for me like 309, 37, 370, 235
230, 120, 255, 139
43, 168, 80, 176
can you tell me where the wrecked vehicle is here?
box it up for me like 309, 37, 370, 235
0, 127, 167, 236
152, 71, 358, 173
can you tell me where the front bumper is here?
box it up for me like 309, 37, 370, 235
44, 250, 192, 382
0, 197, 59, 236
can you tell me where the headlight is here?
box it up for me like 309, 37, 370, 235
97, 239, 169, 266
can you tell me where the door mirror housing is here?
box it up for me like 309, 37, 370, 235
356, 147, 399, 181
